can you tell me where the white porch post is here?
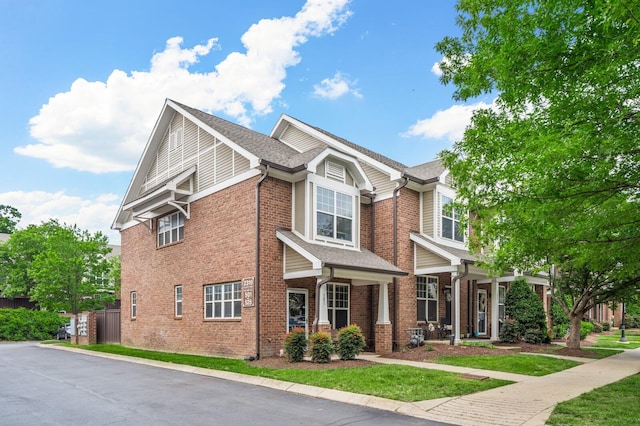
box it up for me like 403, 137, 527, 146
490, 278, 500, 341
377, 282, 390, 324
454, 274, 462, 345
318, 280, 329, 325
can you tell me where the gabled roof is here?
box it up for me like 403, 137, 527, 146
410, 231, 476, 265
277, 228, 407, 281
405, 159, 447, 182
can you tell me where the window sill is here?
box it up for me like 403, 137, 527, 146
157, 239, 184, 250
203, 318, 242, 322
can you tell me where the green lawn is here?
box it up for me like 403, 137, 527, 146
79, 344, 510, 402
546, 373, 640, 426
591, 330, 640, 350
432, 354, 581, 376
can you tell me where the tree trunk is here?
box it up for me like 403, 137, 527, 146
567, 311, 583, 349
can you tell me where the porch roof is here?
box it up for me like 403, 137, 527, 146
276, 228, 408, 283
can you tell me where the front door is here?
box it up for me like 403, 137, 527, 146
477, 289, 487, 336
287, 289, 308, 334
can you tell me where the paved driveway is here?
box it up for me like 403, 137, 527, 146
0, 342, 450, 426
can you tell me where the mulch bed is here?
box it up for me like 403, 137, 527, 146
249, 335, 601, 370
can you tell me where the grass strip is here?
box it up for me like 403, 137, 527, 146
432, 354, 581, 376
546, 373, 640, 426
79, 344, 510, 402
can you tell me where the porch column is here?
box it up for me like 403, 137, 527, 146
317, 280, 330, 326
490, 278, 500, 341
376, 282, 390, 324
375, 282, 392, 354
454, 274, 462, 345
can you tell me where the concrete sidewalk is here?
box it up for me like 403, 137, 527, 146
45, 344, 640, 426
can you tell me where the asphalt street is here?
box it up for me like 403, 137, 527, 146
0, 342, 452, 426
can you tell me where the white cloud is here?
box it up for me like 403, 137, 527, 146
403, 100, 497, 142
17, 0, 353, 173
0, 191, 122, 245
313, 72, 362, 100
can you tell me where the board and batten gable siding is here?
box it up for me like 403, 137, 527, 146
280, 124, 325, 152
415, 245, 448, 269
421, 190, 434, 237
285, 245, 312, 273
140, 112, 251, 197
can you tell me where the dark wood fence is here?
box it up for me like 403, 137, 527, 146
96, 309, 120, 343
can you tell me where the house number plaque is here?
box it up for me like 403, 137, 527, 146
242, 277, 255, 307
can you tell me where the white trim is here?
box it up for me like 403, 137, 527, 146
276, 230, 323, 270
410, 233, 464, 265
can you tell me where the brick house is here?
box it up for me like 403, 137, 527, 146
112, 99, 548, 358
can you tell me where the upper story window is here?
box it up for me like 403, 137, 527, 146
441, 195, 464, 243
169, 128, 183, 150
316, 186, 353, 243
158, 211, 185, 247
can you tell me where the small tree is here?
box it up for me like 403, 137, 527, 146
504, 278, 548, 343
336, 325, 366, 360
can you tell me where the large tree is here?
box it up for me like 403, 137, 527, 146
0, 220, 115, 313
0, 205, 22, 234
437, 1, 640, 347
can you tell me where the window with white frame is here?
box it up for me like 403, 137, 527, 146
131, 291, 137, 319
327, 284, 349, 329
316, 187, 353, 243
441, 195, 464, 243
498, 285, 506, 320
158, 211, 185, 247
175, 285, 183, 317
417, 276, 438, 322
204, 282, 241, 319
169, 128, 183, 150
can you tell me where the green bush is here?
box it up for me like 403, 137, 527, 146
602, 321, 611, 331
0, 308, 66, 341
625, 314, 640, 328
580, 321, 593, 340
504, 279, 549, 343
283, 327, 307, 362
499, 319, 520, 343
591, 322, 603, 333
336, 324, 366, 360
550, 298, 569, 327
309, 331, 333, 363
523, 328, 546, 344
552, 324, 569, 340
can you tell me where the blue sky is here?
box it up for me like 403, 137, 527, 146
0, 0, 493, 244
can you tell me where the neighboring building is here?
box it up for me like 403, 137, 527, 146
112, 99, 548, 358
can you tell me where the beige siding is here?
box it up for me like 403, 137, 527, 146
422, 190, 434, 237
281, 125, 324, 152
234, 151, 250, 174
294, 180, 306, 234
183, 118, 199, 159
416, 245, 448, 269
445, 173, 453, 187
216, 144, 234, 182
360, 161, 396, 195
198, 147, 216, 190
285, 246, 312, 273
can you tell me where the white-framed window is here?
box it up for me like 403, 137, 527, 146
417, 276, 438, 322
316, 186, 353, 243
131, 291, 137, 319
327, 283, 349, 329
158, 211, 185, 247
175, 285, 183, 317
204, 282, 241, 319
169, 128, 183, 150
498, 285, 506, 320
441, 195, 464, 243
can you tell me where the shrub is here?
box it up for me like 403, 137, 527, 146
499, 319, 520, 343
591, 322, 603, 333
602, 321, 610, 331
336, 324, 365, 360
580, 321, 593, 340
310, 331, 333, 363
552, 324, 569, 340
550, 298, 569, 327
625, 314, 640, 328
504, 278, 548, 341
523, 328, 546, 344
0, 308, 66, 341
283, 327, 307, 362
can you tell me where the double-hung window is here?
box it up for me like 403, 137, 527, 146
316, 187, 353, 243
417, 276, 438, 322
158, 211, 185, 247
175, 285, 183, 317
204, 282, 241, 319
441, 195, 464, 243
498, 285, 506, 320
327, 284, 349, 329
131, 291, 137, 319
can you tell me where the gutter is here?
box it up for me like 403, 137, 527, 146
392, 177, 409, 351
312, 267, 335, 333
254, 164, 270, 360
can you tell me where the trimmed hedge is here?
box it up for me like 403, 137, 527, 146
0, 308, 66, 341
